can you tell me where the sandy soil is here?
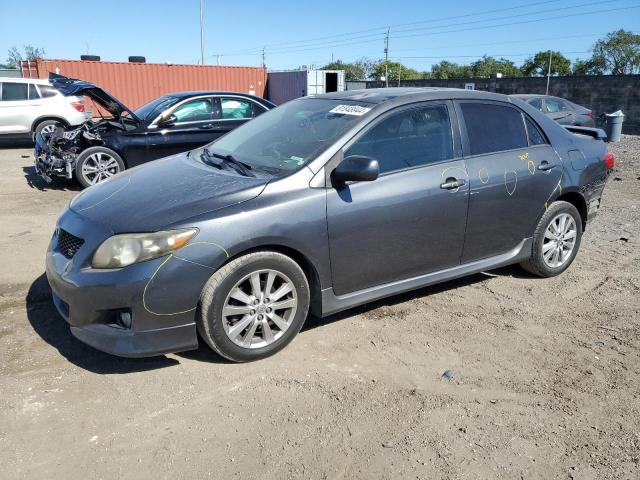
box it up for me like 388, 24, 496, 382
0, 137, 638, 479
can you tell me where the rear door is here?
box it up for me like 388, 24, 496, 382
326, 101, 469, 295
457, 101, 562, 263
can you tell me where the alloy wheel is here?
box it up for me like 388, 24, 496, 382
542, 213, 577, 268
222, 269, 298, 349
39, 123, 58, 136
81, 152, 121, 185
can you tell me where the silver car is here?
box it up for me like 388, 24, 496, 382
510, 94, 595, 127
0, 77, 90, 138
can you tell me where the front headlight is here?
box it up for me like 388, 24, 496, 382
92, 229, 197, 269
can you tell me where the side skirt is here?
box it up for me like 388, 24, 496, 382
320, 238, 533, 317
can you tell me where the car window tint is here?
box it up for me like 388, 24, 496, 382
544, 98, 566, 113
28, 84, 40, 99
461, 103, 527, 155
221, 98, 253, 119
172, 98, 214, 122
38, 84, 58, 98
528, 98, 543, 111
345, 104, 453, 175
524, 116, 547, 146
1, 82, 28, 101
253, 103, 267, 117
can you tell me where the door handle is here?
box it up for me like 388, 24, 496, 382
440, 177, 466, 190
198, 124, 214, 130
537, 161, 557, 171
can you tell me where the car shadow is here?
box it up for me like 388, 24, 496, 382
0, 136, 33, 149
22, 165, 81, 192
26, 274, 179, 374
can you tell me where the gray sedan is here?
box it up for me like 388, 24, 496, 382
511, 94, 595, 127
46, 88, 613, 362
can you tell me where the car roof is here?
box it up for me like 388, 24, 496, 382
165, 90, 274, 105
0, 77, 50, 85
315, 87, 511, 105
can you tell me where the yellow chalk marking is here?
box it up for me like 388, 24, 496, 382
143, 241, 230, 316
519, 152, 529, 162
77, 175, 132, 212
528, 160, 536, 175
504, 170, 517, 196
478, 167, 489, 184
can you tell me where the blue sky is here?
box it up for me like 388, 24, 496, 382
1, 0, 638, 72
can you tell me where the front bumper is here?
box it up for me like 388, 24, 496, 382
45, 208, 201, 358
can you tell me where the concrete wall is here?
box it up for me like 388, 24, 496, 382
358, 75, 640, 134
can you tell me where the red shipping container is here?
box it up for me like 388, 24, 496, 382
21, 59, 266, 115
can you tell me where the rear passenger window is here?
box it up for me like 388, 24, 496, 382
28, 84, 40, 99
221, 98, 253, 119
529, 98, 543, 111
1, 82, 29, 101
345, 104, 453, 174
38, 84, 58, 98
460, 103, 527, 155
525, 116, 547, 146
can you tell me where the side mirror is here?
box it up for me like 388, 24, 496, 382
157, 114, 177, 128
332, 155, 379, 184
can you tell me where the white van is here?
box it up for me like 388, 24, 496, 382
0, 77, 90, 138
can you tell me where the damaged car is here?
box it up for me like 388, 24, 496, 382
35, 73, 274, 188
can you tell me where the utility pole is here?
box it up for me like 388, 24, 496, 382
199, 0, 205, 64
262, 47, 266, 70
384, 27, 390, 87
545, 50, 553, 95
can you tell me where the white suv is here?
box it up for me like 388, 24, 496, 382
0, 77, 90, 138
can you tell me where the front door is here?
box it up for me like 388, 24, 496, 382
457, 101, 562, 262
145, 96, 223, 162
326, 102, 469, 296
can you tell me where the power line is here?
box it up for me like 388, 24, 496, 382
220, 0, 563, 55
245, 1, 636, 56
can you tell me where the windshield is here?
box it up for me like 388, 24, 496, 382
134, 96, 181, 120
206, 98, 375, 174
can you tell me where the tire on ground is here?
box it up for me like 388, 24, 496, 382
74, 146, 125, 188
197, 251, 310, 362
520, 200, 583, 278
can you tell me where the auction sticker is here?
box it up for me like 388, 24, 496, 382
329, 105, 372, 116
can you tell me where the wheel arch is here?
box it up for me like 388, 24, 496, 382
30, 115, 70, 133
556, 190, 588, 231
221, 244, 323, 316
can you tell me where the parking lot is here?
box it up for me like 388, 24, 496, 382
0, 136, 638, 479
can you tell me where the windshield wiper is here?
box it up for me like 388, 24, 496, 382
207, 150, 255, 177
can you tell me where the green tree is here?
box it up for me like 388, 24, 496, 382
521, 50, 571, 76
592, 29, 640, 75
320, 60, 364, 81
431, 60, 472, 79
5, 45, 45, 68
352, 57, 377, 80
372, 60, 421, 82
571, 57, 605, 76
471, 55, 522, 78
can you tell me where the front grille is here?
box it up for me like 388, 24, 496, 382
57, 228, 84, 259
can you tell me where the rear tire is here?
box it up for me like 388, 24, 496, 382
74, 147, 125, 188
197, 251, 310, 362
520, 200, 582, 277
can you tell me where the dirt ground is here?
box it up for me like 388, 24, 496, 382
0, 137, 638, 480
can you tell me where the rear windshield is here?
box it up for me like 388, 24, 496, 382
207, 98, 374, 174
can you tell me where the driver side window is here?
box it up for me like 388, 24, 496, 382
345, 104, 453, 175
171, 98, 214, 123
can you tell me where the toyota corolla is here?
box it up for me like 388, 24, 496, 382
46, 88, 613, 362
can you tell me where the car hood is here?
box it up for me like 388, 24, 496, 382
69, 151, 269, 233
49, 73, 141, 122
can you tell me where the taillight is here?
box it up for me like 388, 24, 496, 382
70, 101, 85, 112
604, 152, 615, 170
586, 111, 593, 118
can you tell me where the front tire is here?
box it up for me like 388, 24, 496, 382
75, 147, 125, 188
520, 200, 583, 277
197, 251, 310, 362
